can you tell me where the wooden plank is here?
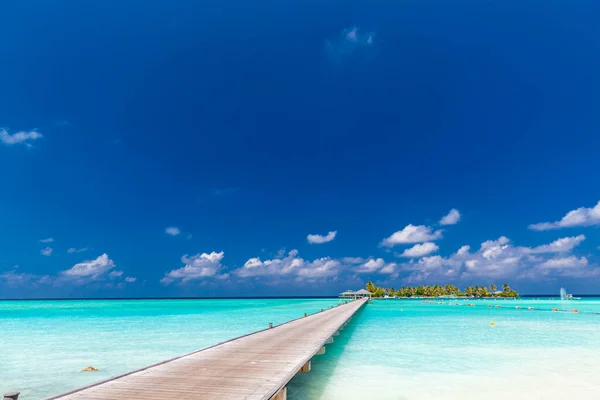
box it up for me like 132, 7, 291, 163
46, 298, 367, 400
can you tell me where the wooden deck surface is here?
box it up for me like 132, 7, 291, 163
46, 298, 367, 400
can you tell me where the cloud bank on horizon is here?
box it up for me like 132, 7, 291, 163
1, 253, 137, 289
4, 201, 598, 293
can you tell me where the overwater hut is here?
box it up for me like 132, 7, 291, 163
354, 289, 372, 299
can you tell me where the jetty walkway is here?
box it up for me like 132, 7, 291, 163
45, 298, 367, 400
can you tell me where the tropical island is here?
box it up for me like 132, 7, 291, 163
364, 281, 519, 298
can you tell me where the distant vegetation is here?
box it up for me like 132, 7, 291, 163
365, 281, 519, 298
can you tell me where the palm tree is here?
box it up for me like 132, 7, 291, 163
444, 284, 451, 295
424, 285, 432, 297
490, 284, 496, 292
366, 281, 377, 293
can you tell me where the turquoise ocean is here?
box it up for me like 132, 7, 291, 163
2, 297, 600, 399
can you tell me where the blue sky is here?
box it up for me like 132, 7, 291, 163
1, 0, 599, 298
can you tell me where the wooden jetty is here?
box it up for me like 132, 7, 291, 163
45, 298, 367, 400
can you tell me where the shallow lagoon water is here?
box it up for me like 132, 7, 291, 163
289, 297, 600, 400
0, 299, 338, 399
2, 298, 599, 399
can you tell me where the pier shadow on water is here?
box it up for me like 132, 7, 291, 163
286, 305, 394, 400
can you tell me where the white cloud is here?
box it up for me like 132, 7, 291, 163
457, 245, 470, 256
60, 254, 116, 280
40, 237, 54, 243
401, 235, 599, 281
482, 244, 508, 260
482, 236, 510, 247
235, 249, 345, 280
540, 256, 588, 269
352, 258, 397, 275
440, 209, 461, 225
1, 128, 43, 146
379, 262, 398, 274
326, 26, 375, 60
399, 242, 439, 258
124, 277, 137, 283
40, 247, 53, 256
165, 226, 181, 236
529, 201, 600, 230
0, 271, 42, 286
341, 257, 365, 264
297, 259, 342, 279
161, 251, 225, 284
307, 231, 337, 244
2, 254, 134, 287
479, 237, 510, 260
417, 256, 445, 270
234, 250, 398, 281
0, 270, 54, 287
380, 224, 443, 247
67, 247, 89, 254
356, 258, 385, 273
527, 235, 586, 254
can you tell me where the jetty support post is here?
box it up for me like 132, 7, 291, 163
326, 337, 334, 344
272, 386, 287, 400
300, 360, 311, 373
316, 346, 326, 355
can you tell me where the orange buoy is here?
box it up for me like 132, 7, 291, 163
572, 309, 579, 313
552, 308, 559, 312
490, 322, 495, 326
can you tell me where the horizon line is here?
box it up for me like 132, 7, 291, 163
2, 294, 600, 301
